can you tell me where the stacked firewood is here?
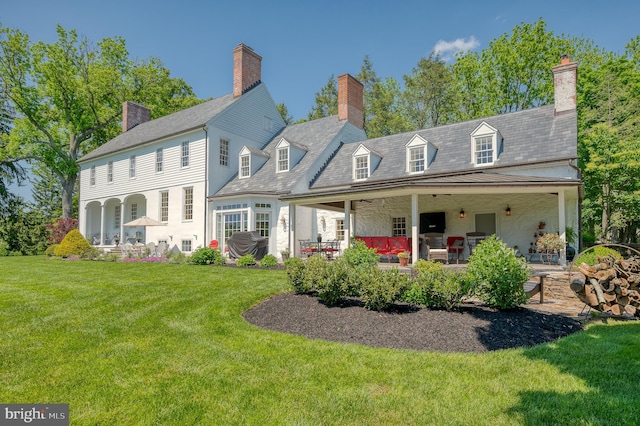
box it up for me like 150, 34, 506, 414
570, 255, 640, 317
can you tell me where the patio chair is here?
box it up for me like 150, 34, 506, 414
156, 242, 168, 257
424, 233, 448, 263
466, 232, 487, 256
146, 242, 157, 257
299, 239, 316, 258
447, 236, 465, 264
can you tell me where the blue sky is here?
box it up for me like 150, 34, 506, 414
3, 0, 638, 122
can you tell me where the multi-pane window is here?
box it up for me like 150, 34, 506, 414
183, 187, 193, 221
354, 155, 369, 180
114, 205, 121, 228
220, 139, 229, 166
156, 148, 163, 173
130, 203, 138, 221
277, 147, 289, 172
240, 155, 250, 178
181, 240, 192, 252
254, 212, 270, 243
107, 161, 113, 183
129, 155, 136, 178
160, 191, 169, 222
409, 146, 425, 173
392, 217, 407, 237
336, 219, 345, 240
181, 141, 190, 168
474, 136, 494, 165
90, 166, 96, 186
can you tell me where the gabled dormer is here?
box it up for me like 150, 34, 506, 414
405, 134, 437, 174
352, 144, 382, 181
239, 146, 269, 179
470, 122, 502, 167
275, 138, 307, 173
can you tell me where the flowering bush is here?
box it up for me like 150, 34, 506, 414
536, 233, 564, 252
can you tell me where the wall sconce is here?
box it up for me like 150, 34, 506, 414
193, 234, 197, 240
505, 206, 512, 216
459, 208, 466, 219
168, 235, 173, 241
320, 216, 326, 231
280, 216, 287, 231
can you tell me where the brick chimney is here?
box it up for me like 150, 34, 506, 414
233, 44, 262, 98
338, 74, 364, 129
552, 54, 578, 114
122, 101, 150, 132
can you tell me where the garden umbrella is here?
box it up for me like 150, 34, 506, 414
123, 216, 165, 227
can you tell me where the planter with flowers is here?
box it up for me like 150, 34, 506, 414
536, 233, 564, 264
397, 251, 409, 266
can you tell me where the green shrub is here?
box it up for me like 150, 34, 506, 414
44, 244, 58, 257
405, 269, 470, 311
54, 229, 91, 258
359, 267, 410, 311
0, 240, 8, 256
342, 239, 379, 267
236, 253, 256, 267
285, 257, 309, 294
303, 254, 330, 291
466, 235, 530, 309
413, 259, 445, 276
168, 251, 188, 264
316, 259, 356, 305
574, 245, 622, 266
190, 247, 225, 265
80, 246, 102, 260
259, 254, 278, 268
105, 253, 120, 262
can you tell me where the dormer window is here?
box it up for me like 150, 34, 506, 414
276, 139, 290, 172
406, 135, 428, 173
240, 154, 250, 178
352, 145, 371, 181
470, 122, 502, 167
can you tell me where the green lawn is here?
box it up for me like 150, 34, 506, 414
1, 257, 639, 425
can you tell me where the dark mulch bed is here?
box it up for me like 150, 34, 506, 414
244, 293, 584, 353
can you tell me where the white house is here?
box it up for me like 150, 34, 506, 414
78, 45, 581, 265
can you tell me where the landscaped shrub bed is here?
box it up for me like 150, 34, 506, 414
287, 236, 531, 311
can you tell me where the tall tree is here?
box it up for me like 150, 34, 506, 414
30, 161, 62, 219
276, 102, 293, 125
0, 24, 201, 218
365, 77, 411, 138
402, 52, 456, 129
307, 75, 338, 120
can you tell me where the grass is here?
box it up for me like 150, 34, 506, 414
1, 257, 639, 425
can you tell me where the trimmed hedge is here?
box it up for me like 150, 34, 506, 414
54, 229, 91, 258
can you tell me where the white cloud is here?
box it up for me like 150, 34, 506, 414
433, 36, 480, 61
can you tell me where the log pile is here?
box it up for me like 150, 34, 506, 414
570, 255, 640, 317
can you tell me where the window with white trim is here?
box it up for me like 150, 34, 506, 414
220, 139, 229, 166
408, 146, 425, 173
240, 154, 250, 178
336, 219, 345, 241
129, 155, 136, 179
160, 191, 169, 222
254, 211, 270, 244
114, 205, 121, 228
130, 203, 138, 221
354, 155, 369, 180
392, 217, 407, 236
156, 148, 163, 173
90, 166, 96, 186
474, 136, 493, 165
277, 146, 289, 172
181, 239, 192, 252
107, 161, 113, 183
181, 141, 190, 168
183, 187, 193, 221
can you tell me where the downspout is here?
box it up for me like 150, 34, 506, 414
203, 125, 209, 245
569, 158, 583, 252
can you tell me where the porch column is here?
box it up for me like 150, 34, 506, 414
289, 203, 296, 257
344, 200, 351, 251
411, 194, 419, 264
100, 203, 105, 246
558, 189, 567, 266
119, 201, 125, 243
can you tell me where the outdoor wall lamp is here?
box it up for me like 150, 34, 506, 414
505, 206, 512, 216
320, 216, 326, 230
281, 216, 287, 231
193, 234, 197, 240
459, 208, 466, 218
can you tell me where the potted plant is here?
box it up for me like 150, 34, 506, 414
398, 251, 409, 266
536, 233, 564, 264
280, 248, 290, 261
113, 234, 120, 246
538, 221, 546, 230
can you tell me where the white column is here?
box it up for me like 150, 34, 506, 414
558, 189, 566, 266
344, 200, 351, 251
100, 203, 105, 245
411, 194, 419, 264
289, 203, 296, 257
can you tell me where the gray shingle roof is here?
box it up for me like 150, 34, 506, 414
213, 116, 362, 197
78, 93, 238, 162
311, 104, 577, 189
